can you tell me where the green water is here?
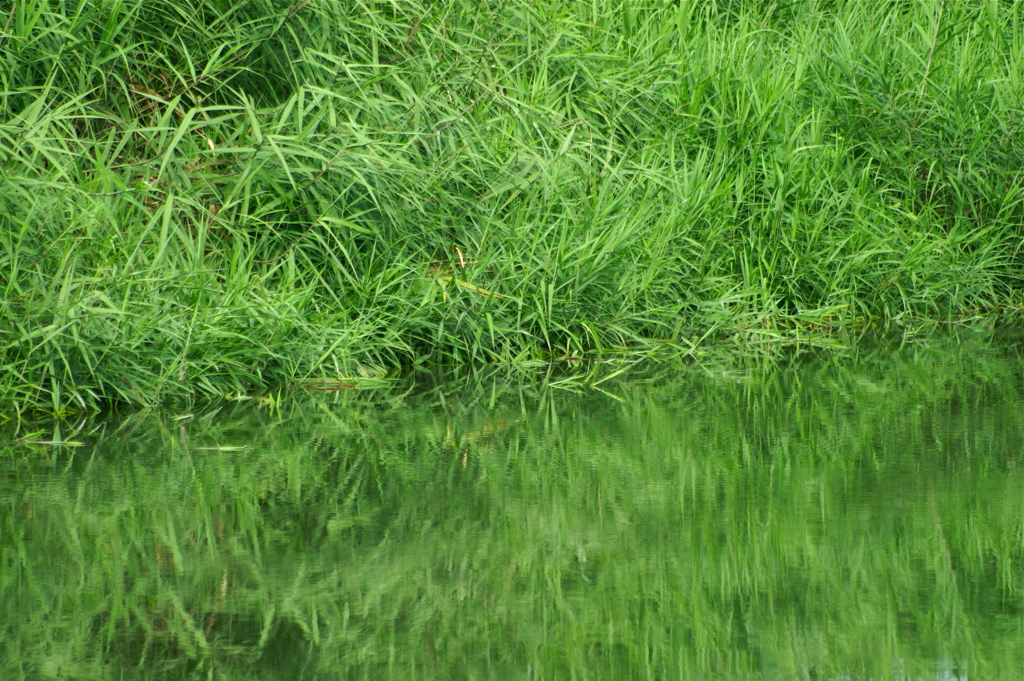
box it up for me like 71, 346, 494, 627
3, 340, 1023, 680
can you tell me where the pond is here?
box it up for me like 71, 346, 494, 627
2, 338, 1023, 680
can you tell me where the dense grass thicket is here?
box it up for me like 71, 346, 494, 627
3, 0, 1024, 411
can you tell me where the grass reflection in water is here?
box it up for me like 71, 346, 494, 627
2, 340, 1022, 680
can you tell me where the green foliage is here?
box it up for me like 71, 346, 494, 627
2, 340, 1023, 679
2, 0, 1024, 411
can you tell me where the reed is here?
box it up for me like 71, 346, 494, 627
2, 0, 1023, 412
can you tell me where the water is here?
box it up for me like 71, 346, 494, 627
3, 340, 1023, 680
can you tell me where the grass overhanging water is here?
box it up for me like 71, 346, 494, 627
2, 0, 1024, 413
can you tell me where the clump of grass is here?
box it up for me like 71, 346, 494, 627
2, 0, 1024, 412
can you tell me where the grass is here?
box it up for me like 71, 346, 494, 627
2, 0, 1024, 412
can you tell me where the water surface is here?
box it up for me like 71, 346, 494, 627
3, 340, 1023, 680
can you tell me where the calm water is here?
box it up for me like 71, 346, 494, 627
3, 340, 1023, 680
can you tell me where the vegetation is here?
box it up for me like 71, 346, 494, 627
3, 339, 1023, 679
3, 0, 1024, 412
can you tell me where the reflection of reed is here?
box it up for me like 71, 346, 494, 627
3, 339, 1023, 678
928, 486, 958, 591
444, 418, 516, 449
445, 417, 518, 468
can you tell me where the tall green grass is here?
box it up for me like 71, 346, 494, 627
3, 0, 1024, 412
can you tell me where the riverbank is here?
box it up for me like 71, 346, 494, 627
2, 0, 1022, 413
